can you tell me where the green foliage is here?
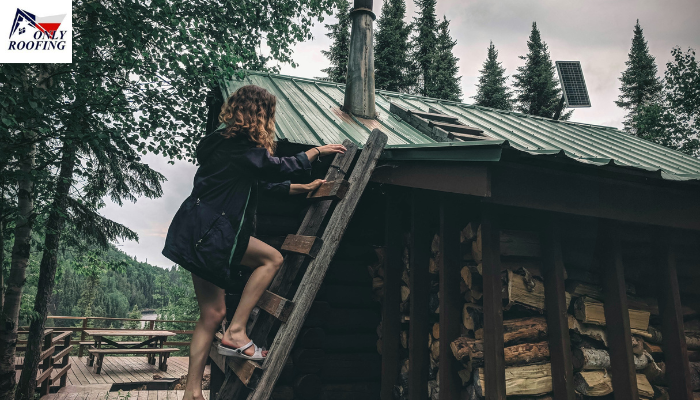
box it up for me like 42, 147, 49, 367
426, 17, 462, 101
474, 42, 513, 111
630, 47, 700, 157
513, 22, 571, 120
615, 20, 664, 134
375, 0, 416, 93
321, 0, 352, 83
412, 0, 439, 96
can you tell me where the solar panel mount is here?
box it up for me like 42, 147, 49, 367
556, 61, 591, 108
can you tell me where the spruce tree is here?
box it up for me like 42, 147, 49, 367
412, 0, 439, 96
321, 0, 352, 84
427, 17, 462, 101
615, 20, 664, 134
513, 22, 569, 119
375, 0, 415, 92
474, 41, 513, 110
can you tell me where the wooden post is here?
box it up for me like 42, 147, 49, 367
41, 332, 52, 395
656, 234, 693, 400
78, 318, 88, 357
541, 214, 575, 400
408, 189, 433, 400
438, 194, 462, 400
210, 356, 225, 399
481, 203, 506, 400
381, 187, 403, 400
60, 334, 70, 387
599, 220, 638, 400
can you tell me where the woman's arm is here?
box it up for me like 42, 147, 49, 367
305, 144, 347, 163
289, 179, 325, 195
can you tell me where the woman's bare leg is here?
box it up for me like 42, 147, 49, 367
222, 237, 283, 357
184, 273, 226, 400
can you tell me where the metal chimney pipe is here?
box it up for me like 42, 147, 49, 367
342, 0, 376, 119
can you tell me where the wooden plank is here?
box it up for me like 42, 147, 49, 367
255, 290, 294, 322
380, 187, 403, 400
40, 345, 56, 361
51, 331, 72, 345
52, 345, 73, 363
408, 189, 433, 400
438, 194, 463, 400
541, 215, 575, 400
87, 348, 178, 354
247, 129, 388, 400
36, 366, 53, 384
217, 139, 359, 398
481, 203, 506, 400
281, 235, 323, 258
656, 235, 693, 400
52, 364, 71, 380
409, 109, 459, 123
448, 132, 488, 141
307, 180, 350, 201
599, 220, 639, 400
428, 120, 484, 135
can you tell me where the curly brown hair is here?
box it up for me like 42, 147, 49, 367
218, 85, 277, 154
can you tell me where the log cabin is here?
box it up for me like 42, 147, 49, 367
206, 1, 700, 399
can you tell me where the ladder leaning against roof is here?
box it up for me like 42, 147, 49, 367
209, 128, 388, 400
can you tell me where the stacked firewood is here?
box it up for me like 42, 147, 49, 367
453, 223, 559, 399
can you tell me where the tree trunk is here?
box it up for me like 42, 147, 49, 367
16, 145, 76, 400
0, 130, 37, 397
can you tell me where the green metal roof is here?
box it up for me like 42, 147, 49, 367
223, 71, 700, 183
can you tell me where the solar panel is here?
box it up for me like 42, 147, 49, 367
555, 61, 591, 108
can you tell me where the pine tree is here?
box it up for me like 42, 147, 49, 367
513, 22, 570, 119
412, 0, 439, 96
427, 17, 462, 101
375, 0, 416, 93
615, 20, 664, 134
474, 41, 513, 110
321, 0, 352, 83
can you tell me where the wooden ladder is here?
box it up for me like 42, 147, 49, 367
210, 129, 388, 400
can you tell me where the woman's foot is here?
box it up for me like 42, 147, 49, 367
222, 327, 268, 358
182, 391, 206, 400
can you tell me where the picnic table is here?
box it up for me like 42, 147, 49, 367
84, 329, 179, 374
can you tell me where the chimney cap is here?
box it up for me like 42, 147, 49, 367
353, 0, 373, 10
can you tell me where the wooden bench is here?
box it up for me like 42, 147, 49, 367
87, 347, 179, 374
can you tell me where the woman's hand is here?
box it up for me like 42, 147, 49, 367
306, 144, 346, 162
289, 179, 326, 195
316, 144, 346, 156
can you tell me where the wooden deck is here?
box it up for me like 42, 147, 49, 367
28, 356, 209, 399
42, 390, 210, 399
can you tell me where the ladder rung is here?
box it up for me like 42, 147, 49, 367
211, 336, 262, 387
307, 180, 349, 201
281, 235, 323, 258
256, 291, 294, 322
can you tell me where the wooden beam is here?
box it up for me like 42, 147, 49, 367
657, 234, 693, 400
209, 355, 225, 400
541, 214, 575, 400
370, 162, 490, 197
428, 120, 484, 136
381, 188, 403, 400
408, 189, 433, 400
481, 203, 506, 400
438, 194, 462, 400
599, 220, 639, 400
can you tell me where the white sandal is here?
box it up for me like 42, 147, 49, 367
217, 340, 266, 361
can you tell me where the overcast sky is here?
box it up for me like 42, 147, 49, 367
102, 0, 700, 269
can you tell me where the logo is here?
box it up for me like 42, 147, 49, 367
1, 0, 72, 63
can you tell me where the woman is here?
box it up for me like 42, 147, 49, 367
161, 85, 346, 400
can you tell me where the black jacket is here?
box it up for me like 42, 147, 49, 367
161, 125, 312, 289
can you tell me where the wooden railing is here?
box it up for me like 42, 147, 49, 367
19, 315, 197, 357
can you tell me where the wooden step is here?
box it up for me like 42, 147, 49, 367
281, 235, 323, 258
307, 180, 349, 201
256, 291, 294, 322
